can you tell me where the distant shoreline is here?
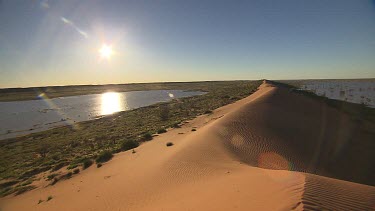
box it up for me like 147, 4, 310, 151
0, 81, 252, 102
1, 78, 374, 102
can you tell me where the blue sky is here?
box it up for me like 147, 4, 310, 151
0, 0, 374, 88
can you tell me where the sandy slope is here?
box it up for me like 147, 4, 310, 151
1, 81, 374, 211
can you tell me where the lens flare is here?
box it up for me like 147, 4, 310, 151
99, 44, 113, 59
60, 17, 88, 38
36, 91, 79, 130
258, 152, 290, 170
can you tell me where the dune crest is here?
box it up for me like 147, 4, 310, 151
1, 81, 374, 211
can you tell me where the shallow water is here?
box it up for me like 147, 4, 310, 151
0, 90, 205, 140
297, 81, 375, 108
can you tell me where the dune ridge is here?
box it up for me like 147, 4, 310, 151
1, 81, 374, 211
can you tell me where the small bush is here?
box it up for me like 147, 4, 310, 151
95, 151, 113, 163
230, 96, 240, 100
0, 187, 12, 197
157, 128, 167, 134
166, 142, 174, 147
67, 164, 78, 170
69, 140, 80, 148
121, 140, 139, 151
191, 128, 196, 131
111, 148, 122, 154
142, 133, 153, 141
47, 174, 58, 181
97, 163, 102, 168
63, 172, 72, 179
51, 162, 67, 172
47, 196, 53, 201
204, 110, 213, 114
51, 178, 59, 185
73, 169, 80, 174
37, 143, 50, 158
51, 154, 60, 160
172, 123, 181, 128
38, 199, 43, 204
159, 104, 170, 121
0, 180, 19, 189
82, 159, 93, 169
15, 185, 35, 195
20, 166, 52, 179
20, 180, 33, 186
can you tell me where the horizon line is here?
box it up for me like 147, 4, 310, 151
1, 77, 375, 90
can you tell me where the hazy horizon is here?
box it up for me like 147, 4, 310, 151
1, 0, 375, 88
2, 77, 375, 90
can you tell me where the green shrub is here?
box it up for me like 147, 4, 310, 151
51, 178, 59, 185
142, 133, 153, 141
67, 164, 78, 170
166, 142, 174, 147
172, 122, 181, 128
20, 166, 52, 179
97, 163, 102, 168
0, 187, 12, 197
191, 128, 196, 131
51, 162, 67, 172
15, 185, 35, 195
64, 172, 72, 179
51, 154, 60, 160
159, 104, 170, 121
230, 96, 240, 100
95, 151, 113, 163
111, 148, 122, 154
20, 180, 33, 186
0, 180, 18, 189
157, 128, 167, 134
82, 159, 93, 169
204, 110, 213, 114
121, 140, 139, 151
47, 174, 58, 181
37, 143, 50, 158
73, 169, 80, 174
47, 196, 53, 201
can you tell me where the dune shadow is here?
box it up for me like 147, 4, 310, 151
214, 82, 375, 185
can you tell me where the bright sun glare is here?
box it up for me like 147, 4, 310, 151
99, 44, 113, 59
101, 92, 122, 115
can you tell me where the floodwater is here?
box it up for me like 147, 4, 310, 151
297, 80, 375, 108
0, 90, 205, 140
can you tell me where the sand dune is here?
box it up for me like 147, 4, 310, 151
303, 174, 375, 210
1, 81, 374, 210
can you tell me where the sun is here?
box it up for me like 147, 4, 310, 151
99, 44, 113, 59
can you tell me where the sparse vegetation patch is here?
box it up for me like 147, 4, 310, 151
157, 128, 167, 134
95, 151, 113, 163
142, 133, 153, 141
82, 159, 93, 169
120, 140, 139, 151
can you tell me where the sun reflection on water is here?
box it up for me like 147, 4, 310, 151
101, 92, 124, 115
